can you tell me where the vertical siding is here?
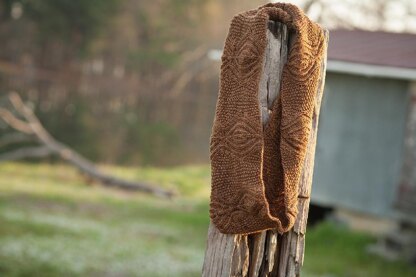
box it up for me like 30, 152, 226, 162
312, 72, 409, 217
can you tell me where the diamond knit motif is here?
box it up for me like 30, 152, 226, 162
211, 119, 262, 159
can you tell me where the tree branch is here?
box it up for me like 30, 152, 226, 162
0, 107, 33, 134
0, 146, 52, 161
0, 133, 35, 148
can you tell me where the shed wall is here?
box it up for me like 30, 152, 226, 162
312, 72, 409, 217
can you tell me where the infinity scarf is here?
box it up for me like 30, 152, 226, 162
209, 3, 325, 234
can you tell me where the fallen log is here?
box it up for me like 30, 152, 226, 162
0, 92, 174, 198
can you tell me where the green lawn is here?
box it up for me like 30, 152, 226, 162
0, 163, 414, 277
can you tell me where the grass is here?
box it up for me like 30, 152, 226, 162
0, 162, 415, 277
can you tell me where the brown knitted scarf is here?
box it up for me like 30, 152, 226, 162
209, 3, 325, 235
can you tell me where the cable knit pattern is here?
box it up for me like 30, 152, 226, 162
209, 3, 325, 234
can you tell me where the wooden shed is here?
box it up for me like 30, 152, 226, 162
312, 29, 416, 221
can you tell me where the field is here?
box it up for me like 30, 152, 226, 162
0, 163, 415, 277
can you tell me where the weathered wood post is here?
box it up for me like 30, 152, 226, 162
202, 21, 328, 277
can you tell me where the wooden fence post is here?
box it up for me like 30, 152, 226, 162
202, 21, 328, 277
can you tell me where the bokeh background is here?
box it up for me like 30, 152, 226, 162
0, 0, 416, 276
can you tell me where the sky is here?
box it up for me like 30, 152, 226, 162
274, 0, 416, 33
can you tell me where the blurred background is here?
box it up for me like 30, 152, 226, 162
0, 0, 416, 276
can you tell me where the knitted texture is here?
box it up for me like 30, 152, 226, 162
209, 3, 325, 234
